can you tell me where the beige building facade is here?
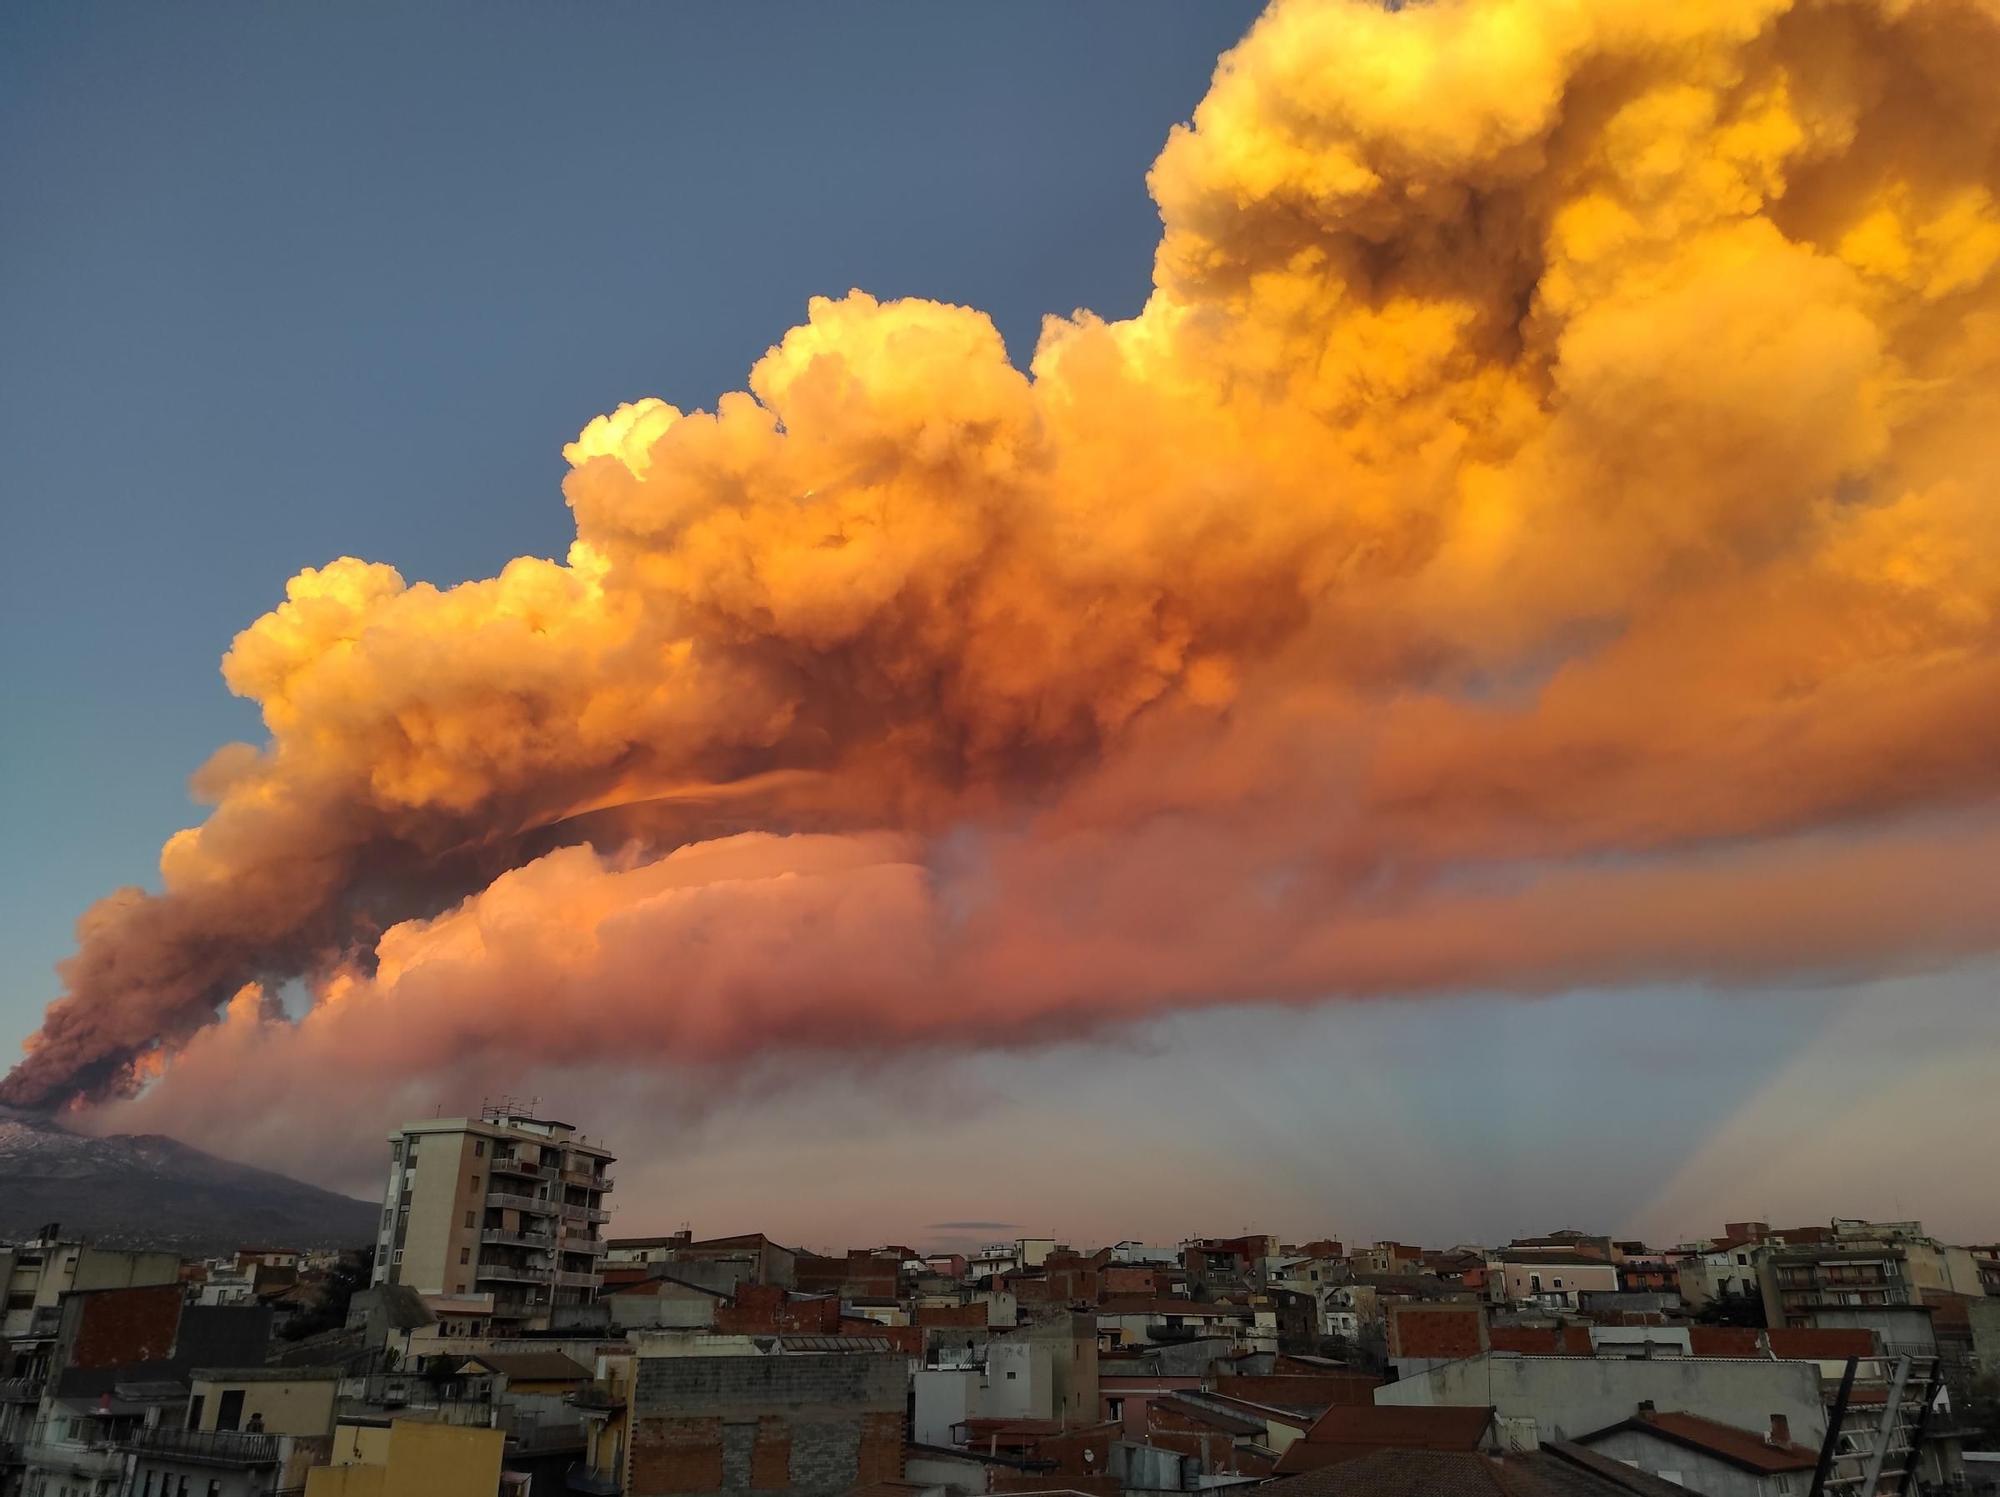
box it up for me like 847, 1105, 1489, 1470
372, 1106, 614, 1331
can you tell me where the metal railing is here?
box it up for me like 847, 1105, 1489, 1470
487, 1193, 558, 1215
566, 1385, 624, 1413
476, 1262, 553, 1284
121, 1428, 282, 1466
555, 1271, 598, 1289
482, 1229, 555, 1250
490, 1157, 556, 1180
506, 1416, 587, 1454
561, 1237, 608, 1258
0, 1377, 41, 1402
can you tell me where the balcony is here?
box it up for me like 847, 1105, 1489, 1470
490, 1297, 548, 1319
556, 1270, 598, 1289
24, 1433, 126, 1480
490, 1157, 556, 1181
487, 1192, 558, 1215
567, 1385, 625, 1414
506, 1416, 587, 1456
0, 1377, 41, 1403
121, 1428, 282, 1467
561, 1237, 608, 1258
482, 1229, 555, 1251
476, 1262, 553, 1285
559, 1166, 607, 1188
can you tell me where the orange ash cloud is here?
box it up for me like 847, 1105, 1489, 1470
9, 0, 2000, 1113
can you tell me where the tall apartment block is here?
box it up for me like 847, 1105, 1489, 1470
371, 1105, 614, 1330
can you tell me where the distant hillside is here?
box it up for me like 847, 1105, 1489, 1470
0, 1106, 378, 1253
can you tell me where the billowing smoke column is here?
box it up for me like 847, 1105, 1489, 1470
9, 0, 2000, 1117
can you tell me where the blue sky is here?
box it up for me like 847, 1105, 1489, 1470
0, 0, 1256, 1043
3, 2, 1995, 1244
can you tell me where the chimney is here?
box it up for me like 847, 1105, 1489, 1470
1768, 1415, 1790, 1446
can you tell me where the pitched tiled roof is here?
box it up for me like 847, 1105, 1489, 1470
1097, 1298, 1245, 1317
1273, 1405, 1496, 1473
1686, 1326, 1873, 1359
1578, 1410, 1819, 1474
1150, 1395, 1268, 1436
1262, 1445, 1696, 1497
1489, 1326, 1594, 1356
460, 1351, 591, 1381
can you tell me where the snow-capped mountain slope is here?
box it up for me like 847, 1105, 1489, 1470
0, 1107, 377, 1251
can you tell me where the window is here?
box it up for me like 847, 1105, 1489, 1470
186, 1395, 204, 1430
455, 1284, 466, 1295
1006, 1370, 1017, 1380
390, 1141, 402, 1163
465, 1211, 476, 1229
1553, 1278, 1564, 1289
208, 1483, 222, 1497
178, 1479, 191, 1497
142, 1477, 157, 1497
216, 1389, 245, 1432
470, 1174, 480, 1192
392, 1249, 404, 1264
1737, 1254, 1748, 1266
460, 1248, 471, 1265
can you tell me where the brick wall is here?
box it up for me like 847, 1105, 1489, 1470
631, 1414, 725, 1495
628, 1352, 906, 1497
714, 1284, 841, 1336
1386, 1303, 1485, 1361
68, 1284, 183, 1370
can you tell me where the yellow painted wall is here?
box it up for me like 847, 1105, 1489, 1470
310, 1419, 504, 1497
306, 1465, 389, 1497
192, 1376, 338, 1436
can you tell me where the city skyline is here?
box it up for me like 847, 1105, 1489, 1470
5, 0, 2000, 1247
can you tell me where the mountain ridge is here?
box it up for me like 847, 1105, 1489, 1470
0, 1106, 378, 1253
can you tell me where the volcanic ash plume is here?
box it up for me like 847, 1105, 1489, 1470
9, 0, 2000, 1119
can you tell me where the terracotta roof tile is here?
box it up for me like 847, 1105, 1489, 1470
1580, 1410, 1818, 1475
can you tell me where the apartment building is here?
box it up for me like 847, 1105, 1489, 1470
370, 1106, 614, 1331
1752, 1220, 1982, 1328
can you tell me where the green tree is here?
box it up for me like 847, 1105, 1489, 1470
280, 1246, 375, 1341
1693, 1287, 1765, 1328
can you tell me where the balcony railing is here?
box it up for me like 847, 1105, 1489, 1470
487, 1192, 558, 1215
477, 1262, 553, 1285
490, 1155, 556, 1178
0, 1377, 41, 1403
121, 1428, 282, 1467
567, 1385, 625, 1413
506, 1416, 587, 1455
561, 1237, 608, 1258
482, 1229, 555, 1250
555, 1270, 598, 1289
24, 1429, 126, 1478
